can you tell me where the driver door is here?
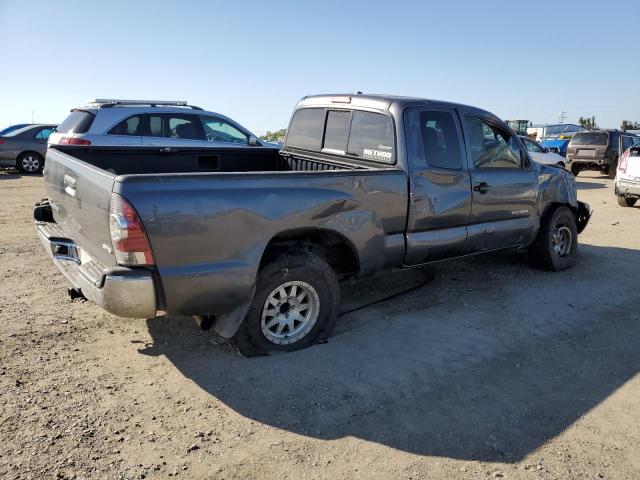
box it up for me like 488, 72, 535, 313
461, 114, 538, 253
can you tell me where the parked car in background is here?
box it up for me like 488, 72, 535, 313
0, 123, 32, 136
35, 93, 590, 354
48, 99, 279, 151
567, 130, 639, 178
615, 144, 640, 207
519, 136, 567, 168
0, 124, 57, 173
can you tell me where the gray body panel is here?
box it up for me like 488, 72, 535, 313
38, 94, 585, 337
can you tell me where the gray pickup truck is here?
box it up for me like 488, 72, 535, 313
35, 94, 591, 354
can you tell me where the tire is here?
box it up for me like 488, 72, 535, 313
557, 162, 566, 169
232, 249, 340, 355
617, 195, 637, 207
17, 152, 43, 174
570, 164, 580, 176
529, 206, 578, 271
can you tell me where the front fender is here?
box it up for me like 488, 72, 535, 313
576, 201, 591, 234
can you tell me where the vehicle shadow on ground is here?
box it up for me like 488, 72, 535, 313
141, 245, 640, 462
575, 180, 607, 190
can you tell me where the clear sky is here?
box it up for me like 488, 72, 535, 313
1, 0, 638, 134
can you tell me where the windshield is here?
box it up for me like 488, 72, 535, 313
571, 132, 608, 145
1, 125, 36, 137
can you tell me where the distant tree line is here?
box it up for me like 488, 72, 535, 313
261, 129, 286, 142
578, 116, 597, 130
620, 120, 640, 131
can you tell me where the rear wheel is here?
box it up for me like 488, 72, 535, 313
570, 164, 580, 176
17, 152, 43, 174
617, 195, 637, 207
231, 250, 340, 355
529, 206, 578, 271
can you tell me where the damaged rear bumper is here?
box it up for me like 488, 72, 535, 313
35, 221, 157, 318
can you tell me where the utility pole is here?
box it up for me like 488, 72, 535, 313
558, 111, 567, 124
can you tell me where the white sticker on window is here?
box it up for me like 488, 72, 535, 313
363, 148, 393, 161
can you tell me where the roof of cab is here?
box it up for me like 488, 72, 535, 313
296, 93, 496, 118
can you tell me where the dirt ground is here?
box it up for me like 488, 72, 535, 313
1, 168, 639, 480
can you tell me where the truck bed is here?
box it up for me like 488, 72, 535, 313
51, 145, 369, 175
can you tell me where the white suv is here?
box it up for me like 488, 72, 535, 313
48, 99, 278, 150
615, 144, 640, 207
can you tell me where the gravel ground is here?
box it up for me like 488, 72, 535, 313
1, 168, 639, 480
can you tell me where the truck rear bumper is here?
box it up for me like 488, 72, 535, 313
36, 222, 157, 318
615, 178, 640, 197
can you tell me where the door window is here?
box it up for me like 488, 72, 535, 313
200, 116, 248, 144
622, 136, 635, 151
523, 138, 544, 153
419, 111, 462, 169
108, 116, 142, 136
465, 116, 522, 168
34, 127, 54, 140
168, 115, 203, 140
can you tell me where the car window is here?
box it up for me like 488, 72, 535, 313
524, 139, 544, 153
323, 110, 351, 152
419, 110, 462, 169
570, 132, 608, 145
56, 110, 95, 134
465, 116, 521, 168
622, 136, 635, 151
347, 111, 395, 163
200, 116, 247, 144
108, 116, 142, 136
147, 116, 163, 137
34, 127, 54, 140
286, 108, 325, 150
168, 115, 203, 140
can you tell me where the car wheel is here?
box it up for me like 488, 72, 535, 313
17, 152, 43, 174
557, 161, 566, 168
617, 195, 637, 207
529, 206, 578, 271
231, 249, 340, 355
570, 164, 580, 176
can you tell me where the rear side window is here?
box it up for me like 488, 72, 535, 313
323, 111, 351, 152
142, 115, 204, 140
56, 110, 95, 134
108, 116, 142, 136
622, 136, 636, 151
286, 108, 325, 150
419, 111, 462, 169
347, 111, 394, 163
34, 127, 54, 140
570, 132, 608, 145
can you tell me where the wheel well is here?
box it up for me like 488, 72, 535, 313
543, 202, 574, 222
261, 229, 360, 279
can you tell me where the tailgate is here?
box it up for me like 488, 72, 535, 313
43, 147, 117, 267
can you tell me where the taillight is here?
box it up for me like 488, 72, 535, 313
109, 193, 154, 265
59, 137, 91, 145
0, 139, 4, 145
618, 150, 629, 173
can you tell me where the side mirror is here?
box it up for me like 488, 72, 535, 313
248, 135, 260, 146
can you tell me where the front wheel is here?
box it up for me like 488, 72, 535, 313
617, 195, 637, 207
17, 152, 44, 174
232, 250, 340, 355
529, 206, 578, 271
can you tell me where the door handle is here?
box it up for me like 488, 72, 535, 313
473, 182, 490, 194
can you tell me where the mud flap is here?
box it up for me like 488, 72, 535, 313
576, 201, 591, 234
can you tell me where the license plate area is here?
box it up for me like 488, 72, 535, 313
51, 240, 80, 264
578, 149, 596, 157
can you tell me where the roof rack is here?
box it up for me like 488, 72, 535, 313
88, 99, 203, 110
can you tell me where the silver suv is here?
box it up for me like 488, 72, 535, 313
48, 99, 277, 149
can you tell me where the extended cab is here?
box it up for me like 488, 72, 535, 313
35, 94, 591, 354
